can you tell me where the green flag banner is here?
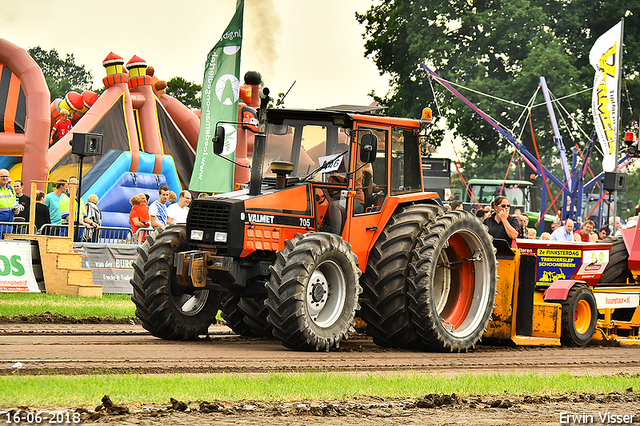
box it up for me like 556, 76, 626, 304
190, 0, 244, 193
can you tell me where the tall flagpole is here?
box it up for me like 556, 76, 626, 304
613, 18, 624, 232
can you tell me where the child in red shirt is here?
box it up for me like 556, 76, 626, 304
50, 109, 73, 146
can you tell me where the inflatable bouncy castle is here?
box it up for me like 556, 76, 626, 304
0, 38, 259, 230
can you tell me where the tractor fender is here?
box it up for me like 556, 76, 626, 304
544, 279, 588, 301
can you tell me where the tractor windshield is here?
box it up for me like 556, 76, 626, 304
263, 120, 351, 181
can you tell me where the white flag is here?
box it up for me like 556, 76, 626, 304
590, 21, 623, 172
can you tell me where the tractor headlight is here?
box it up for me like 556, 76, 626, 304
214, 232, 228, 243
191, 230, 204, 241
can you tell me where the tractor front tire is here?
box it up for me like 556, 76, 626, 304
130, 225, 220, 340
559, 284, 597, 346
407, 210, 497, 352
266, 232, 361, 351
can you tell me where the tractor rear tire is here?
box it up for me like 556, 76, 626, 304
266, 232, 361, 351
359, 204, 441, 349
407, 210, 497, 352
130, 225, 220, 340
598, 236, 633, 284
559, 284, 597, 346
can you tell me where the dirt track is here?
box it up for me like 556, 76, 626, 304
1, 323, 640, 425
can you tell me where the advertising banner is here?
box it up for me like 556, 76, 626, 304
74, 244, 138, 294
190, 0, 244, 193
0, 240, 40, 292
590, 21, 623, 172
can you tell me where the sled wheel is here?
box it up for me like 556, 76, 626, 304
560, 284, 597, 346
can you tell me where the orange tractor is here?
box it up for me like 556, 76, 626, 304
131, 105, 499, 352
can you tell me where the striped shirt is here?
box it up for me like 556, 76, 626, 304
149, 200, 168, 226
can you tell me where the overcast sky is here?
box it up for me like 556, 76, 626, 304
1, 0, 391, 109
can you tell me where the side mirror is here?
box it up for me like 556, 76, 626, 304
213, 126, 225, 155
359, 133, 378, 164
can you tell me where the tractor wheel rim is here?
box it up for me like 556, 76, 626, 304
435, 230, 491, 339
173, 289, 210, 317
306, 259, 346, 328
433, 251, 452, 315
574, 299, 592, 334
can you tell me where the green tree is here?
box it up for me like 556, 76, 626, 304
166, 77, 201, 109
27, 46, 93, 102
357, 1, 640, 186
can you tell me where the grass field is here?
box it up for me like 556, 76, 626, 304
0, 293, 135, 318
1, 371, 639, 406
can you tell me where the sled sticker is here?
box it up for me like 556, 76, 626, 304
536, 248, 581, 285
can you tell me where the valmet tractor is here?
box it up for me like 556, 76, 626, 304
131, 105, 498, 352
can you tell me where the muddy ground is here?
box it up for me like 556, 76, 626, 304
1, 314, 640, 425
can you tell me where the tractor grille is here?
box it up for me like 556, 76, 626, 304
186, 198, 244, 256
189, 202, 230, 231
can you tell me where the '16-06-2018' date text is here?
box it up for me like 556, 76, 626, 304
2, 410, 81, 424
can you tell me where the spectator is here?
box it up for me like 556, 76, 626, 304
550, 219, 561, 233
149, 186, 171, 228
13, 179, 29, 222
59, 176, 86, 223
610, 216, 623, 236
517, 214, 528, 238
197, 192, 210, 198
60, 176, 94, 241
550, 218, 574, 241
167, 191, 177, 207
49, 109, 72, 147
540, 232, 551, 240
475, 209, 487, 221
574, 220, 597, 242
129, 195, 150, 242
82, 194, 102, 243
625, 217, 638, 229
483, 196, 520, 247
450, 200, 463, 210
526, 228, 537, 239
597, 225, 610, 240
44, 180, 67, 234
0, 169, 15, 235
166, 190, 192, 224
34, 190, 50, 233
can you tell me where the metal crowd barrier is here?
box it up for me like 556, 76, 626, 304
0, 221, 30, 236
36, 224, 133, 244
0, 220, 151, 246
132, 227, 154, 243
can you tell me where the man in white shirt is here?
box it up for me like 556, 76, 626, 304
149, 185, 171, 228
166, 190, 192, 224
549, 218, 574, 242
